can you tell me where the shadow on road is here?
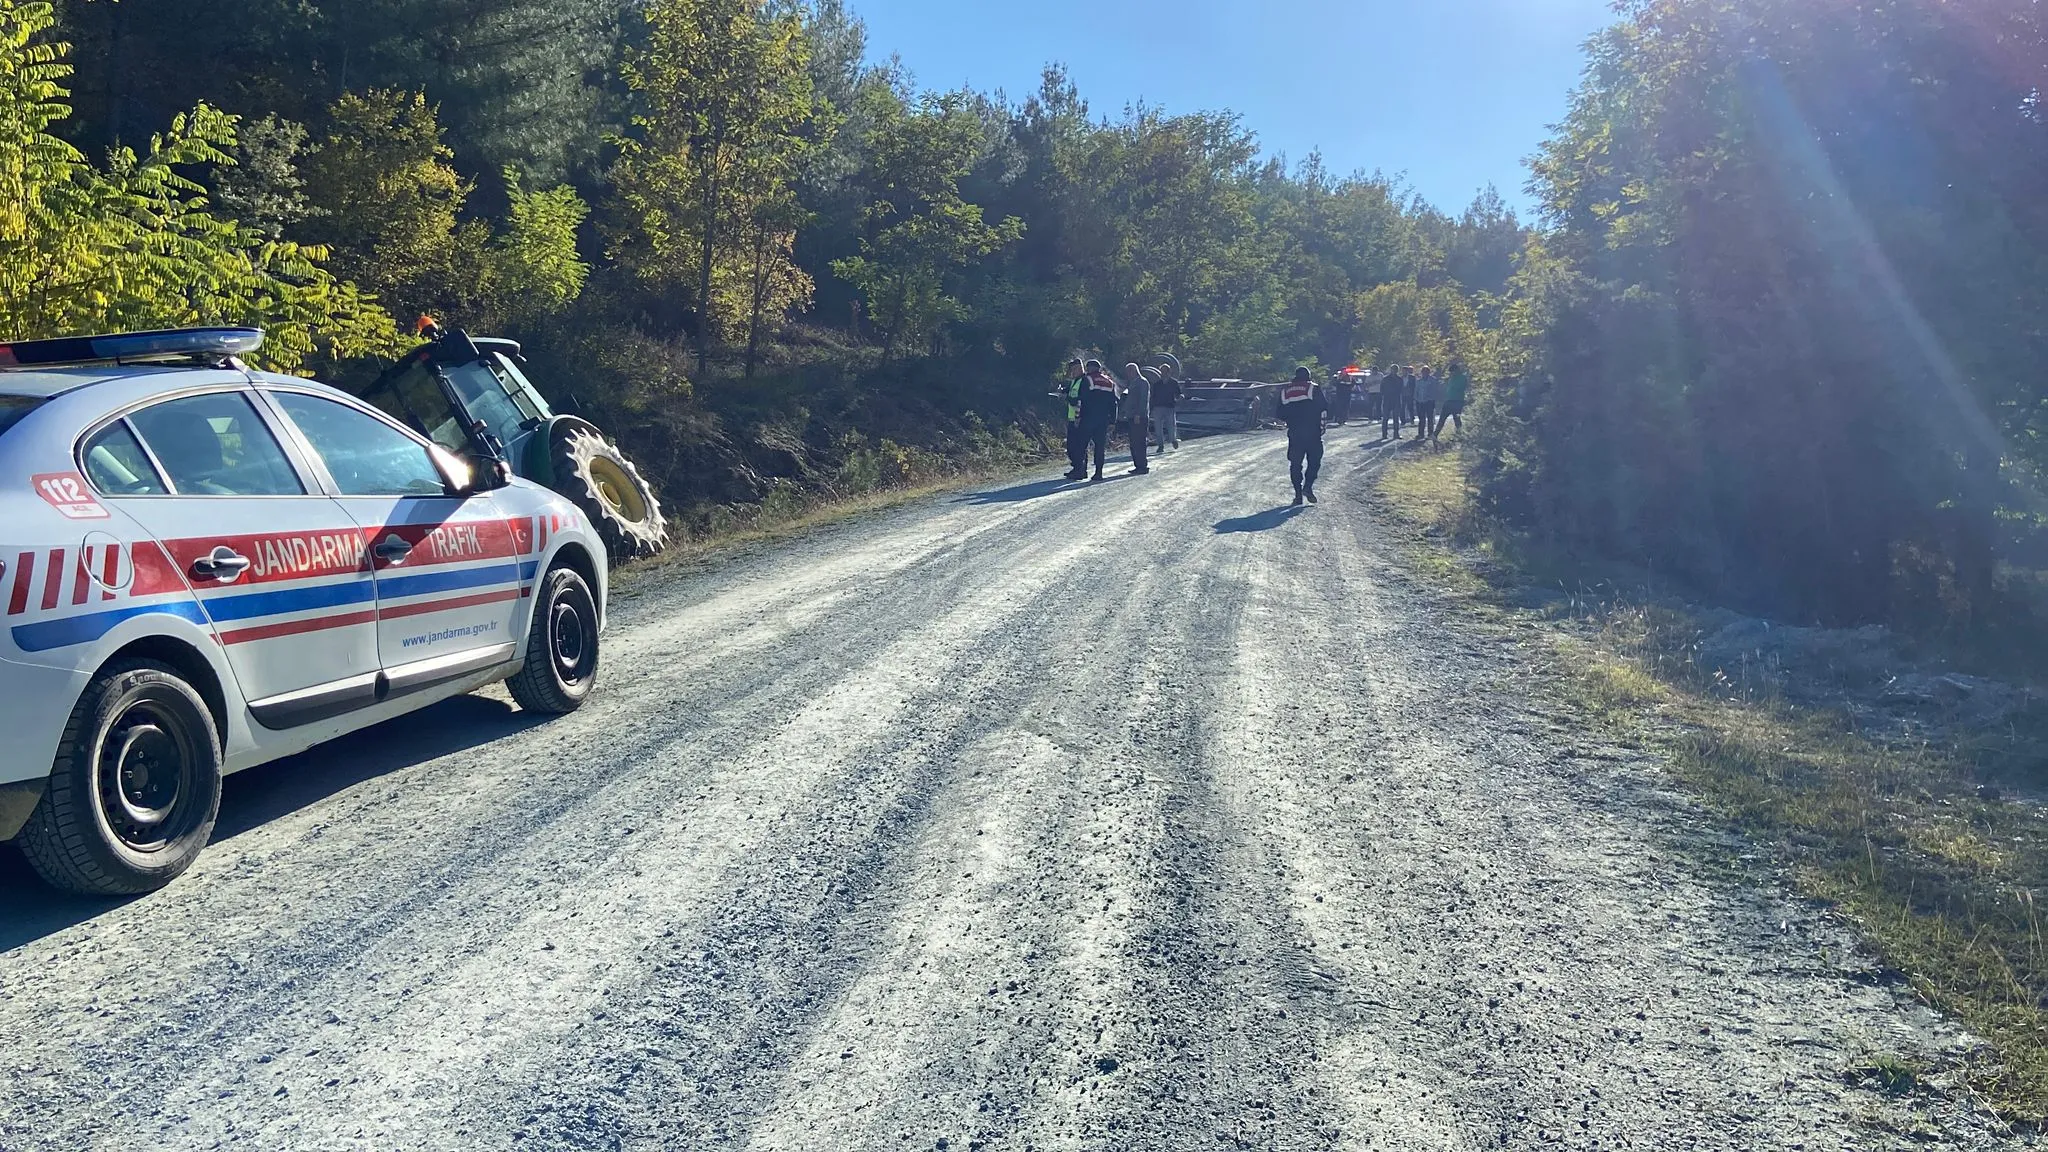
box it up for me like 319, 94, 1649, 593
1215, 506, 1308, 534
211, 694, 547, 841
955, 465, 1137, 505
954, 476, 1083, 506
0, 693, 546, 953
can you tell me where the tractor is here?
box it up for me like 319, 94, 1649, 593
353, 322, 670, 563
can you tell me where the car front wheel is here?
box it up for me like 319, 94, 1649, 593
508, 566, 600, 714
19, 659, 223, 896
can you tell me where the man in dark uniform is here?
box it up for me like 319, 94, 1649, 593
1077, 359, 1121, 481
1059, 358, 1087, 480
1279, 366, 1328, 505
1329, 370, 1354, 426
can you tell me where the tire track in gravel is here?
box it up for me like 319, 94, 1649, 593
736, 526, 1240, 1152
1009, 515, 1347, 1152
0, 449, 1205, 1150
119, 445, 1258, 1151
2, 534, 986, 1143
1205, 433, 1987, 1151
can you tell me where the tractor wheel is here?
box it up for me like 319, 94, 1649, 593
551, 424, 670, 564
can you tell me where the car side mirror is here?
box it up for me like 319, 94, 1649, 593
446, 461, 512, 498
432, 445, 510, 496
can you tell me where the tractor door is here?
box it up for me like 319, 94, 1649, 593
441, 356, 542, 454
358, 358, 475, 461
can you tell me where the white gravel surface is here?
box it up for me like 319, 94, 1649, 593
0, 431, 2014, 1150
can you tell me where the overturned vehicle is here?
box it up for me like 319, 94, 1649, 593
353, 323, 671, 563
1174, 379, 1282, 434
1145, 357, 1279, 434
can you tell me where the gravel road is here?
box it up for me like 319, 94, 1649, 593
0, 430, 2009, 1150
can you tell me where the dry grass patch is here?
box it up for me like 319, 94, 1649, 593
1371, 450, 2048, 1126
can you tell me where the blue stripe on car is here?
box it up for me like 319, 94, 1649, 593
12, 601, 212, 653
376, 563, 522, 602
12, 564, 520, 652
198, 577, 377, 623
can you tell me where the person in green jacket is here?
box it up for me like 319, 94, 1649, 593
1438, 361, 1472, 440
1059, 357, 1087, 479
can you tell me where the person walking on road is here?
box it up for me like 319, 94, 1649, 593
1151, 368, 1182, 453
1439, 361, 1470, 439
1059, 358, 1087, 480
1078, 359, 1120, 481
1401, 366, 1419, 429
1123, 363, 1152, 474
1415, 365, 1442, 445
1279, 366, 1329, 505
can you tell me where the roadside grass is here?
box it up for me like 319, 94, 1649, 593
1371, 447, 2048, 1127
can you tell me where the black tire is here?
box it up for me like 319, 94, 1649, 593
19, 660, 222, 896
551, 424, 669, 565
509, 566, 600, 714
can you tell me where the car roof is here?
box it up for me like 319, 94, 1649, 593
0, 363, 218, 401
0, 363, 354, 402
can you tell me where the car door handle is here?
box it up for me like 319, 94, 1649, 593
375, 538, 415, 563
190, 546, 251, 583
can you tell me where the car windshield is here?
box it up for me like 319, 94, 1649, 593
0, 394, 43, 439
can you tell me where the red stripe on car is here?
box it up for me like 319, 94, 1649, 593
7, 551, 32, 616
218, 609, 379, 646
100, 544, 120, 601
130, 541, 186, 598
378, 588, 521, 621
40, 548, 63, 611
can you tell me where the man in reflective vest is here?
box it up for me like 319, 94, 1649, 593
1279, 365, 1329, 505
1059, 357, 1088, 480
1077, 359, 1121, 481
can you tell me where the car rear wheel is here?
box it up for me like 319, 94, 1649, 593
552, 424, 669, 564
19, 660, 222, 896
508, 566, 600, 714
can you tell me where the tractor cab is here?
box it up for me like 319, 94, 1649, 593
354, 322, 670, 562
362, 329, 543, 474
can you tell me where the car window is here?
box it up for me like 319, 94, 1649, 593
128, 392, 305, 497
80, 422, 167, 495
271, 391, 450, 498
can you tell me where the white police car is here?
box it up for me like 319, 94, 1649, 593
0, 328, 608, 896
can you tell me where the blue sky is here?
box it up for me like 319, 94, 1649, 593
851, 0, 1618, 218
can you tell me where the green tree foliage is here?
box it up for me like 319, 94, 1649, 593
0, 0, 398, 370
611, 0, 818, 375
211, 113, 319, 241
490, 172, 591, 321
297, 89, 588, 329
1482, 0, 2048, 631
832, 86, 1023, 360
301, 90, 470, 320
57, 0, 620, 188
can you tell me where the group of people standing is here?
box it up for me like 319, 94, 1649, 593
1057, 358, 1185, 482
1052, 355, 1475, 507
1329, 363, 1470, 443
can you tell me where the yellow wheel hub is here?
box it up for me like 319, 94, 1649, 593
587, 457, 650, 523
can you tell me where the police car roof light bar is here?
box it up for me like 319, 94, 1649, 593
0, 327, 265, 368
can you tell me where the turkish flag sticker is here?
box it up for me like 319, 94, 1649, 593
32, 472, 111, 520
